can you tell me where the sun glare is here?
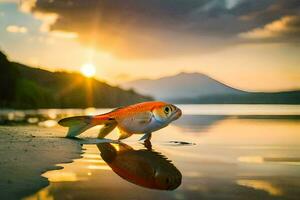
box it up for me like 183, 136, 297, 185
80, 63, 96, 78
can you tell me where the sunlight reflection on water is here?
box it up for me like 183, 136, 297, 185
1, 105, 300, 126
179, 104, 300, 115
17, 105, 300, 200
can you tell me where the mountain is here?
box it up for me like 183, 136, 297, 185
0, 51, 152, 109
122, 72, 300, 104
122, 72, 245, 99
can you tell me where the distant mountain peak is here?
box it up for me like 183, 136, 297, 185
121, 72, 300, 104
121, 72, 242, 99
177, 71, 203, 76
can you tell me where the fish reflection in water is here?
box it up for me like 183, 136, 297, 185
96, 141, 182, 190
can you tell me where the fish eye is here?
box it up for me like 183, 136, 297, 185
164, 106, 170, 114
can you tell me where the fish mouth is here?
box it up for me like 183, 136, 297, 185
172, 108, 182, 120
155, 173, 182, 190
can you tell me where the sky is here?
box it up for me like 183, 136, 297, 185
0, 0, 299, 92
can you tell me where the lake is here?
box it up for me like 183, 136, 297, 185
1, 105, 300, 200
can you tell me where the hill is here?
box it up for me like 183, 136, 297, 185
0, 51, 152, 109
122, 72, 300, 104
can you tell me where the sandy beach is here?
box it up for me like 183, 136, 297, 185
0, 126, 82, 199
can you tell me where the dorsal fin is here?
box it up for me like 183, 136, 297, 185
143, 150, 176, 166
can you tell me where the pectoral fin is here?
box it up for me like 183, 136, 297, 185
98, 122, 117, 139
139, 132, 152, 141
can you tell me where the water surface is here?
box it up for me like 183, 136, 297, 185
6, 105, 299, 200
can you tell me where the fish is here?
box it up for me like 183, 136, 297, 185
97, 141, 182, 190
58, 101, 182, 140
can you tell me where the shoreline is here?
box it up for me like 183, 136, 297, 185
0, 126, 82, 200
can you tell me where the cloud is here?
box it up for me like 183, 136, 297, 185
6, 25, 28, 33
239, 15, 300, 42
20, 0, 300, 58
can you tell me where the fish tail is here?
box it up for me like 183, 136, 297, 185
58, 115, 115, 138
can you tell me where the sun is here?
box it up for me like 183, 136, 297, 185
80, 63, 96, 78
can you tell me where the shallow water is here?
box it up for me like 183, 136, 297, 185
13, 105, 300, 200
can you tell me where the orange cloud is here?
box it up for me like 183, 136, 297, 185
239, 15, 300, 41
18, 0, 300, 58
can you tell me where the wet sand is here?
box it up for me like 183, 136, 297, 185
0, 126, 82, 200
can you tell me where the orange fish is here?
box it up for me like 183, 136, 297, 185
58, 101, 182, 140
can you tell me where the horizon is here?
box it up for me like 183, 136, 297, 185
4, 55, 300, 93
0, 0, 300, 92
4, 54, 300, 93
9, 58, 300, 94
